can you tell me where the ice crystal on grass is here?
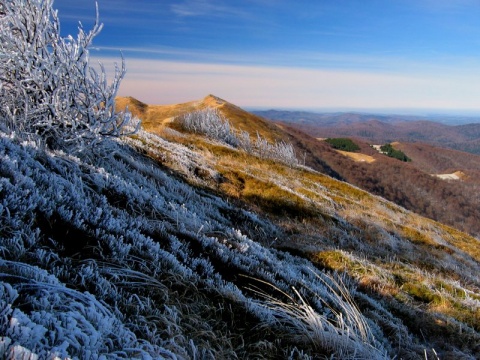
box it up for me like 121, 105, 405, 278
0, 123, 390, 358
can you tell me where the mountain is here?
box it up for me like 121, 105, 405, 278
118, 94, 287, 142
3, 95, 480, 359
254, 109, 480, 154
253, 109, 480, 126
117, 94, 480, 237
273, 122, 480, 238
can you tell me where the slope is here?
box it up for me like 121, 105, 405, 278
2, 96, 480, 359
117, 94, 287, 142
122, 96, 480, 357
393, 141, 480, 175
1, 127, 390, 359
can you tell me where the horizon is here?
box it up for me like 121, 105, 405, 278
54, 0, 480, 117
247, 106, 480, 119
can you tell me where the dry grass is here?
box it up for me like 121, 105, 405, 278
117, 94, 288, 143
432, 171, 466, 181
336, 150, 376, 163
120, 95, 480, 358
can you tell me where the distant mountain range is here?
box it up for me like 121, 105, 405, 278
252, 109, 480, 125
253, 110, 480, 154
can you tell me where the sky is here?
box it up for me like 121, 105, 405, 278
53, 0, 480, 115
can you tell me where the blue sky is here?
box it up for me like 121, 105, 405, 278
54, 0, 480, 114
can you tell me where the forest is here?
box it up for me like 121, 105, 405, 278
325, 138, 360, 152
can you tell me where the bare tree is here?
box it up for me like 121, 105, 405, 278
0, 0, 138, 151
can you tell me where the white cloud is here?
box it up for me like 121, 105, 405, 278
95, 57, 480, 113
170, 0, 247, 18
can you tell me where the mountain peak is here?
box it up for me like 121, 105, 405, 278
116, 94, 287, 142
203, 94, 227, 105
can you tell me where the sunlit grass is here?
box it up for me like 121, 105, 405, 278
117, 103, 480, 358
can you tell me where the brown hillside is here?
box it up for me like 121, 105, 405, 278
278, 124, 480, 238
394, 141, 480, 176
117, 96, 480, 237
117, 95, 286, 142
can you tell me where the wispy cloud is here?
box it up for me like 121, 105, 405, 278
95, 45, 480, 78
94, 57, 480, 113
414, 0, 480, 12
170, 0, 248, 18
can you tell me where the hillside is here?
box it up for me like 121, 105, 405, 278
393, 142, 480, 175
119, 95, 480, 357
118, 95, 287, 143
3, 2, 480, 358
3, 94, 480, 359
254, 110, 480, 154
273, 124, 480, 238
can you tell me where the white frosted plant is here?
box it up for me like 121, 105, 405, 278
253, 132, 299, 167
0, 0, 138, 152
178, 108, 239, 147
176, 108, 299, 166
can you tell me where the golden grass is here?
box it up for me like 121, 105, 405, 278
312, 249, 480, 333
116, 96, 200, 132
336, 150, 376, 163
121, 94, 480, 350
437, 223, 480, 262
117, 94, 289, 144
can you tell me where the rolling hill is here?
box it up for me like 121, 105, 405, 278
3, 95, 480, 359
277, 124, 480, 238
254, 110, 480, 155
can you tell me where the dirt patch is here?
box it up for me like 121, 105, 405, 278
432, 171, 466, 181
336, 150, 376, 163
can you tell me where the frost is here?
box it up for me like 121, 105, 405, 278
0, 0, 139, 152
176, 108, 300, 166
0, 0, 456, 359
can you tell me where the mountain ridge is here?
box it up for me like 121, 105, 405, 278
116, 95, 480, 238
117, 95, 287, 143
253, 109, 480, 154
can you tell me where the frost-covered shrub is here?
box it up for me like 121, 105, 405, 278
253, 132, 299, 167
0, 0, 138, 151
178, 108, 239, 147
176, 108, 299, 166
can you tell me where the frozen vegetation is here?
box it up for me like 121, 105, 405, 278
177, 108, 299, 167
0, 129, 390, 359
0, 0, 137, 152
0, 0, 387, 358
1, 0, 480, 359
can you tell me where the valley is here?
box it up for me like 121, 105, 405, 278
254, 110, 480, 155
